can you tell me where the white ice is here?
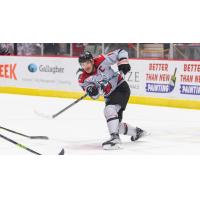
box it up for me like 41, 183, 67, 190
0, 93, 200, 155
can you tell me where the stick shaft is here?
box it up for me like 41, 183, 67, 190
0, 133, 41, 155
0, 126, 48, 140
0, 126, 30, 138
52, 93, 87, 118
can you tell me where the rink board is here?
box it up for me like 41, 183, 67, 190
0, 86, 200, 110
0, 56, 200, 109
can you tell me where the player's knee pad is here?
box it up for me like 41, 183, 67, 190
104, 105, 121, 134
104, 105, 121, 121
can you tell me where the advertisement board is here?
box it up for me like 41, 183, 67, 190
0, 56, 200, 109
128, 59, 200, 100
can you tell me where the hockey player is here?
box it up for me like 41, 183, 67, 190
78, 50, 146, 150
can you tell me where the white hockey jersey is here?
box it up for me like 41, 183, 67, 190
78, 49, 129, 98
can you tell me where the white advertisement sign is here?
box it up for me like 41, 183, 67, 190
0, 56, 81, 92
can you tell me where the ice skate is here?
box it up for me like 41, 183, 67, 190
102, 133, 122, 150
131, 127, 147, 141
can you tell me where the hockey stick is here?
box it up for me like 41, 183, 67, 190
0, 133, 65, 155
35, 93, 88, 119
0, 126, 49, 140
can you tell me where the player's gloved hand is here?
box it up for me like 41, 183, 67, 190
86, 85, 99, 97
118, 63, 131, 75
98, 79, 108, 90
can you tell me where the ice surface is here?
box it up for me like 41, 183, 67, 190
0, 93, 200, 155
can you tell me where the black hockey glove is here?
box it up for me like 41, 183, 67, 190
118, 64, 131, 75
86, 85, 99, 97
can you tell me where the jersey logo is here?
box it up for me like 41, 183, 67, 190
99, 66, 105, 72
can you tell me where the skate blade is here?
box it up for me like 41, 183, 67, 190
103, 143, 122, 150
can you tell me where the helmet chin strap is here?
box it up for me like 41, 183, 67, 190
91, 64, 95, 74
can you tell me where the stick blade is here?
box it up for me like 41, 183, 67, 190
34, 109, 53, 119
30, 136, 49, 140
